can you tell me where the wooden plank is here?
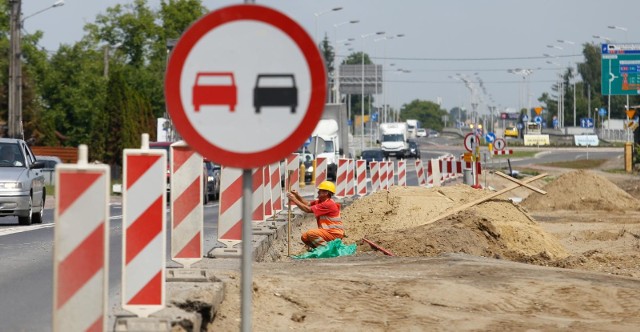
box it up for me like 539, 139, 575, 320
424, 173, 548, 225
494, 171, 547, 195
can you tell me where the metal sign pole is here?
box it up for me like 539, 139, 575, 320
241, 169, 253, 332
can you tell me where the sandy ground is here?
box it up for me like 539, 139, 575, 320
207, 162, 640, 331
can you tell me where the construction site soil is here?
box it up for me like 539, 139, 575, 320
208, 166, 640, 331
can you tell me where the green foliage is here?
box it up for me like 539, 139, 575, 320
400, 99, 446, 130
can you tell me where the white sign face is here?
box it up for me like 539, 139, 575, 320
463, 133, 479, 152
165, 5, 326, 169
494, 138, 506, 151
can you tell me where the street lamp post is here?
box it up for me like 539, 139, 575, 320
608, 25, 630, 123
333, 20, 359, 104
8, 0, 65, 139
360, 31, 384, 154
314, 7, 342, 46
557, 39, 577, 127
375, 34, 404, 126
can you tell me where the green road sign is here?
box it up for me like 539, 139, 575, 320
601, 43, 640, 96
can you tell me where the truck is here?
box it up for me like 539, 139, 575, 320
406, 119, 419, 139
309, 103, 351, 180
378, 122, 409, 159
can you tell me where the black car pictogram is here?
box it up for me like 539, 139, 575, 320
253, 74, 298, 113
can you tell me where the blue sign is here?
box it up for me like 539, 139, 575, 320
516, 123, 523, 130
348, 119, 353, 126
534, 116, 542, 124
303, 137, 312, 147
598, 108, 607, 117
371, 112, 378, 122
485, 132, 496, 143
522, 115, 529, 122
580, 118, 594, 128
552, 118, 558, 129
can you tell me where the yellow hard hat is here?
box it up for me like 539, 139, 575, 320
317, 181, 336, 194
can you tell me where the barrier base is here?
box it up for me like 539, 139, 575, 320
115, 317, 171, 332
166, 268, 215, 283
207, 246, 241, 258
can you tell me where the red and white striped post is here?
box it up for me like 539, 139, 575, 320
263, 166, 273, 220
314, 157, 327, 187
397, 160, 406, 187
415, 159, 426, 186
356, 159, 367, 196
270, 162, 283, 213
251, 167, 264, 223
170, 141, 203, 268
286, 154, 300, 193
346, 159, 355, 196
370, 161, 380, 192
122, 134, 166, 317
379, 160, 388, 190
215, 166, 243, 252
430, 159, 442, 187
335, 158, 349, 198
388, 161, 395, 187
53, 145, 109, 332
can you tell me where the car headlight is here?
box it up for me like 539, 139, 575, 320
208, 176, 214, 182
0, 182, 23, 189
307, 166, 313, 173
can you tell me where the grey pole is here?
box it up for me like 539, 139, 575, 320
241, 169, 253, 332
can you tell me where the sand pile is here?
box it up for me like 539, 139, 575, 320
521, 170, 639, 211
342, 185, 568, 261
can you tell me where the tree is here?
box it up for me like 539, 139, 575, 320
400, 99, 447, 130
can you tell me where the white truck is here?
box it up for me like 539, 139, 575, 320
378, 122, 409, 159
406, 119, 419, 139
310, 103, 351, 180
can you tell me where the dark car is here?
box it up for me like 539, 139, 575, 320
361, 149, 385, 168
407, 141, 420, 159
253, 74, 298, 113
203, 160, 221, 201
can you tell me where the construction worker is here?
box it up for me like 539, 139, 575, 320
287, 180, 344, 249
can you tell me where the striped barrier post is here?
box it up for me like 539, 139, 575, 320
122, 134, 166, 317
286, 154, 300, 193
314, 157, 327, 187
53, 145, 109, 331
430, 159, 442, 187
356, 159, 367, 196
493, 149, 513, 155
170, 142, 203, 269
415, 159, 426, 186
388, 161, 395, 187
270, 162, 283, 213
335, 158, 349, 198
263, 166, 273, 220
212, 166, 242, 256
251, 167, 264, 223
370, 161, 380, 192
397, 160, 406, 187
379, 160, 388, 190
346, 159, 355, 196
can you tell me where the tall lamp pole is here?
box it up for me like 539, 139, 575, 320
333, 20, 359, 103
360, 31, 384, 154
314, 7, 342, 46
608, 25, 630, 121
8, 0, 64, 139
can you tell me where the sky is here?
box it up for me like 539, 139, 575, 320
21, 0, 640, 117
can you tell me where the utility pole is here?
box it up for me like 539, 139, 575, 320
8, 0, 22, 138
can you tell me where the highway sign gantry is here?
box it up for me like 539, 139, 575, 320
165, 4, 327, 169
53, 145, 109, 332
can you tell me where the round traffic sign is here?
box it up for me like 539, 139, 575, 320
494, 138, 506, 151
463, 133, 480, 152
165, 5, 326, 168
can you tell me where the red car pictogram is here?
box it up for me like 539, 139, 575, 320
192, 72, 237, 112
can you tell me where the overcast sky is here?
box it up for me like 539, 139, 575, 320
22, 0, 640, 116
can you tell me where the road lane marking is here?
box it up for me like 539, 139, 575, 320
0, 223, 55, 237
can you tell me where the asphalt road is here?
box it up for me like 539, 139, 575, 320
0, 139, 623, 330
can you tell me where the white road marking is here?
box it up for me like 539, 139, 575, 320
0, 223, 55, 237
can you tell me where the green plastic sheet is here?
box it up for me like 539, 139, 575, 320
293, 238, 357, 259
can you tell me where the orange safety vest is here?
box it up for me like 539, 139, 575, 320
313, 200, 343, 232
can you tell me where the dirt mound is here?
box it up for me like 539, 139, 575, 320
521, 170, 638, 211
342, 185, 568, 262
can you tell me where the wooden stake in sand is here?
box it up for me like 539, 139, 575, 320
287, 170, 293, 257
425, 173, 548, 225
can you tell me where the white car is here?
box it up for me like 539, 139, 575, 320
416, 128, 427, 137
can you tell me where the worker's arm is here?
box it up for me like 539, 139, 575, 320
287, 192, 313, 213
289, 190, 309, 206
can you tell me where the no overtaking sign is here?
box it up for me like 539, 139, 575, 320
165, 5, 327, 169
